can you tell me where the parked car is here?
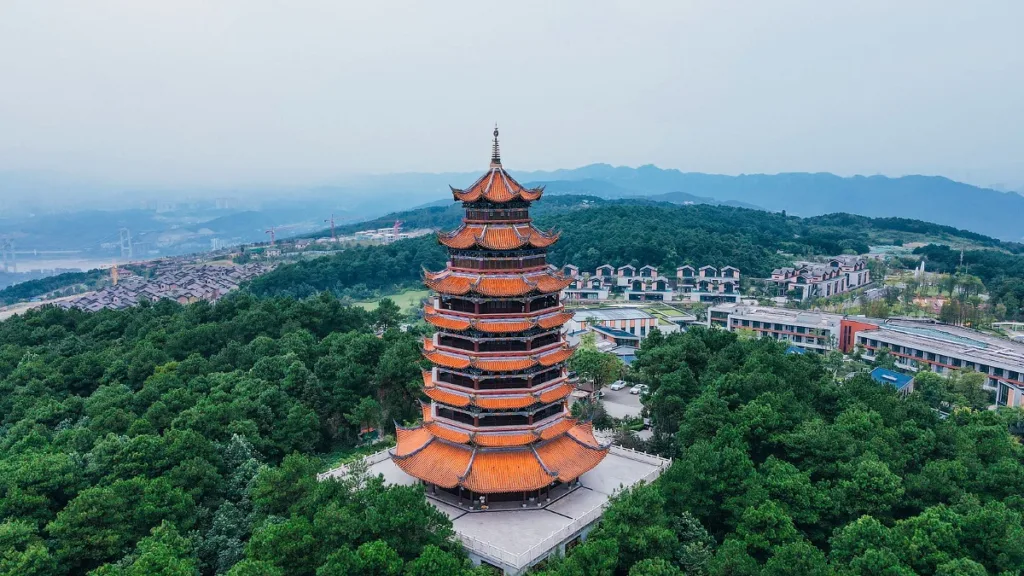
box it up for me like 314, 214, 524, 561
609, 380, 627, 391
629, 384, 648, 395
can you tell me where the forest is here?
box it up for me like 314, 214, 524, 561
256, 202, 1020, 301
536, 328, 1024, 575
0, 293, 494, 575
3, 295, 1024, 574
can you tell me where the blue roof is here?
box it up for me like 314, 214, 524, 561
870, 367, 914, 391
785, 345, 807, 355
593, 325, 640, 340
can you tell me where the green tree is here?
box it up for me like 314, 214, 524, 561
569, 333, 623, 393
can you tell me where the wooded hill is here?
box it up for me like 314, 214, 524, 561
255, 202, 1024, 302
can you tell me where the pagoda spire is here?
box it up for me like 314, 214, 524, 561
490, 124, 501, 166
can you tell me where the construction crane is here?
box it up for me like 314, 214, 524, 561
0, 238, 14, 272
325, 214, 336, 241
264, 225, 294, 246
119, 228, 133, 260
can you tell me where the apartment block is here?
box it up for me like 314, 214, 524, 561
851, 320, 1024, 407
770, 256, 871, 302
707, 303, 843, 353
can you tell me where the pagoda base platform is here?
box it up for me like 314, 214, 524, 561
320, 445, 670, 575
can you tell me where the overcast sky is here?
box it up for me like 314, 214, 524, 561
1, 0, 1022, 189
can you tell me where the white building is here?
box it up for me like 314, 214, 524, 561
770, 256, 871, 302
677, 265, 741, 303
853, 320, 1024, 407
568, 307, 676, 338
707, 303, 843, 354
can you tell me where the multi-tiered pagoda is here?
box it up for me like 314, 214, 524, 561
391, 128, 609, 507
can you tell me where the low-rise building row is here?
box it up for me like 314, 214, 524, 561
769, 256, 871, 301
707, 302, 1024, 408
561, 264, 741, 304
59, 263, 270, 312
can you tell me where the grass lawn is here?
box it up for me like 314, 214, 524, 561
354, 289, 430, 311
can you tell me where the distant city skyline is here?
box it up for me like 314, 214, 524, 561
1, 0, 1022, 191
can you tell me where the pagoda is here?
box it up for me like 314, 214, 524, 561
391, 127, 609, 507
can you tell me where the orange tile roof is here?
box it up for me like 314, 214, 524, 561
474, 394, 538, 410
423, 350, 471, 369
460, 448, 555, 493
473, 319, 534, 333
472, 356, 537, 371
424, 386, 471, 407
425, 422, 472, 444
473, 431, 539, 447
423, 270, 571, 297
538, 346, 575, 366
476, 226, 522, 250
537, 311, 575, 330
474, 277, 534, 297
421, 402, 433, 422
538, 418, 576, 440
394, 427, 434, 456
422, 338, 436, 352
537, 382, 574, 404
451, 167, 545, 204
424, 313, 472, 331
535, 433, 608, 482
438, 224, 559, 250
438, 226, 480, 249
567, 422, 600, 447
534, 274, 574, 293
424, 274, 474, 295
393, 439, 473, 489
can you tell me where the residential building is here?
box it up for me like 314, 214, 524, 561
677, 265, 741, 303
563, 274, 610, 301
770, 256, 871, 301
707, 303, 843, 354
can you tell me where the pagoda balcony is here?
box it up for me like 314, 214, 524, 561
430, 300, 565, 320
435, 402, 566, 429
435, 331, 561, 354
449, 255, 548, 273
437, 366, 563, 390
435, 295, 561, 315
431, 338, 564, 358
434, 367, 565, 392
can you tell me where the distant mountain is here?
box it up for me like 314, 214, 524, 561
327, 164, 1024, 241
508, 165, 1024, 242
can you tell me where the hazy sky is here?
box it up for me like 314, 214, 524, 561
1, 0, 1022, 188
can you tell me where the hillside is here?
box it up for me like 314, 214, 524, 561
254, 202, 1024, 301
319, 164, 1024, 241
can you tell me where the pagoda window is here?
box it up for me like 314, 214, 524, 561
531, 332, 560, 349
527, 296, 559, 313
479, 300, 527, 314
532, 402, 564, 422
465, 208, 529, 221
479, 412, 531, 427
531, 368, 562, 387
440, 298, 476, 313
436, 406, 476, 426
477, 339, 529, 353
478, 376, 530, 390
438, 371, 476, 389
439, 334, 476, 351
